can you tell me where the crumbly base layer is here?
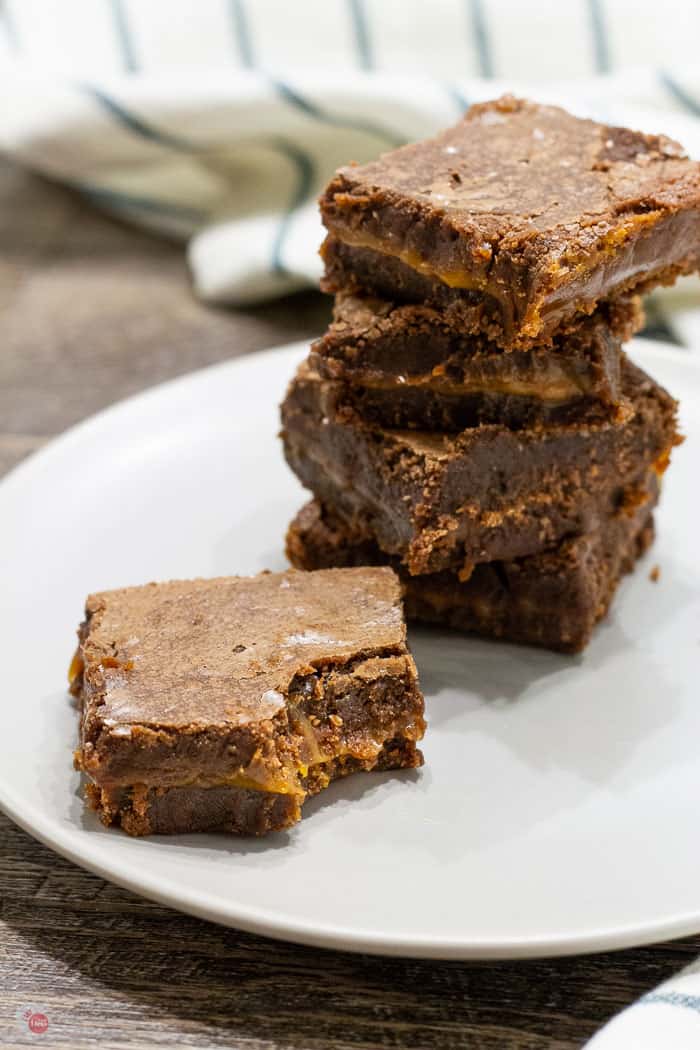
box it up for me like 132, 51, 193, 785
85, 737, 422, 836
286, 497, 657, 654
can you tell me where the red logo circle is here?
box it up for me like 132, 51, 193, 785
28, 1013, 48, 1034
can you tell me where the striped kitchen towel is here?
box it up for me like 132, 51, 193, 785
1, 0, 699, 344
585, 957, 700, 1048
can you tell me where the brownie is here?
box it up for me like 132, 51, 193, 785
280, 358, 679, 576
286, 487, 658, 653
320, 96, 700, 349
70, 569, 425, 836
311, 291, 642, 430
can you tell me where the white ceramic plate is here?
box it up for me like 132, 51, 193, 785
0, 338, 698, 960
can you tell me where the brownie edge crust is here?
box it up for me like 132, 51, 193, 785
286, 492, 658, 654
70, 569, 426, 836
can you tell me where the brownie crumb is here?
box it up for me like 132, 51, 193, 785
649, 565, 661, 582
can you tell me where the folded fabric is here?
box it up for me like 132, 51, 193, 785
1, 1, 700, 341
585, 958, 700, 1048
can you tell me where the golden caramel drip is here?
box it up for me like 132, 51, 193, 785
330, 226, 487, 292
357, 369, 586, 402
68, 649, 84, 688
458, 562, 474, 583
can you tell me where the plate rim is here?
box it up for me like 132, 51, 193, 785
1, 335, 698, 961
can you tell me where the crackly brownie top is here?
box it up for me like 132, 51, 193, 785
322, 95, 700, 257
79, 569, 406, 730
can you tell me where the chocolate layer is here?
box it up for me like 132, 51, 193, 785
286, 493, 657, 654
280, 358, 679, 575
86, 739, 421, 836
311, 291, 642, 429
320, 97, 700, 349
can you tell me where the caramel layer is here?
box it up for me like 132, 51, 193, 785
330, 205, 691, 341
354, 369, 586, 402
331, 226, 487, 292
83, 743, 382, 800
332, 224, 662, 306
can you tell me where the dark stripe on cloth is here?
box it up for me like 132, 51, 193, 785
81, 84, 198, 151
466, 0, 493, 78
638, 298, 681, 346
660, 70, 700, 117
1, 0, 19, 51
267, 137, 316, 275
72, 182, 206, 223
445, 82, 470, 115
587, 0, 612, 73
641, 991, 700, 1014
347, 0, 374, 70
109, 0, 139, 73
273, 78, 404, 147
229, 0, 255, 68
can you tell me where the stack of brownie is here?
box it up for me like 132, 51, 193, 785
282, 97, 698, 653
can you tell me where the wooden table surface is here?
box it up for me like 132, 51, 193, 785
1, 162, 696, 1050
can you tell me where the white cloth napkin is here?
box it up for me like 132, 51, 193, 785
1, 0, 700, 339
2, 4, 700, 1044
586, 957, 700, 1048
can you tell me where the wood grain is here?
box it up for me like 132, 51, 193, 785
0, 161, 695, 1050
